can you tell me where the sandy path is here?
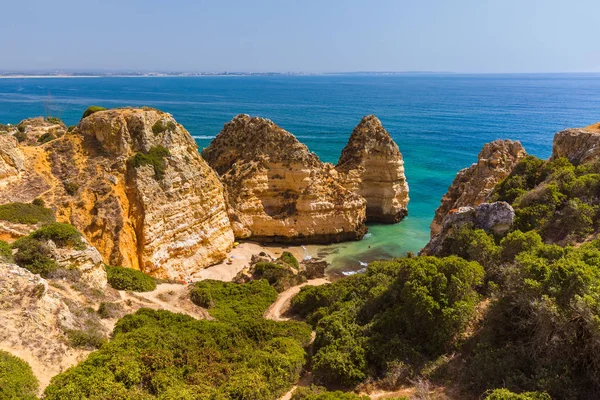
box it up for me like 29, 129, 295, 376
264, 278, 329, 321
122, 283, 211, 320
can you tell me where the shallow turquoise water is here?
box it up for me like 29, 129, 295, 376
1, 74, 600, 272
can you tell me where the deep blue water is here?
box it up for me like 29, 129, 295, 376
1, 74, 600, 272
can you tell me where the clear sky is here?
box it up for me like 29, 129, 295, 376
1, 0, 598, 73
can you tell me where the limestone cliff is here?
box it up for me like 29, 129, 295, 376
335, 115, 409, 223
430, 140, 526, 236
0, 108, 234, 279
551, 123, 600, 165
203, 114, 367, 243
0, 134, 25, 182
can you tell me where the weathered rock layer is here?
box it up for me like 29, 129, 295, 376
430, 140, 526, 236
0, 108, 234, 279
551, 123, 600, 165
203, 114, 368, 243
335, 115, 409, 223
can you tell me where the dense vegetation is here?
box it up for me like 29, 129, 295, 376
45, 116, 63, 125
45, 279, 312, 399
105, 265, 157, 292
492, 156, 600, 243
82, 105, 107, 119
0, 350, 39, 400
0, 201, 55, 224
291, 256, 483, 388
130, 145, 170, 180
12, 222, 85, 277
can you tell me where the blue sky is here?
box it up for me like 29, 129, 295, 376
1, 0, 598, 73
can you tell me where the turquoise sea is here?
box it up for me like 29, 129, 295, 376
1, 74, 600, 273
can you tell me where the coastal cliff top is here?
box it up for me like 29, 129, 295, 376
202, 114, 321, 174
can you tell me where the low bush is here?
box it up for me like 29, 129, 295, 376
45, 116, 63, 125
0, 202, 55, 224
151, 119, 176, 134
37, 132, 56, 144
12, 236, 58, 276
292, 386, 371, 399
0, 350, 39, 400
105, 265, 157, 292
82, 106, 106, 119
0, 240, 13, 263
63, 181, 79, 195
484, 389, 551, 399
253, 261, 306, 292
280, 251, 300, 269
130, 145, 170, 180
14, 131, 27, 142
97, 302, 124, 319
30, 222, 85, 249
66, 328, 107, 349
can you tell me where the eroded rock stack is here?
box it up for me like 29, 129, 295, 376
429, 140, 526, 236
203, 114, 368, 243
335, 115, 409, 223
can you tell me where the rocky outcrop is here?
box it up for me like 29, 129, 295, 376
423, 201, 515, 255
551, 124, 600, 165
430, 140, 526, 236
0, 134, 25, 182
49, 238, 108, 289
0, 108, 234, 279
0, 261, 97, 389
335, 115, 409, 223
203, 114, 367, 244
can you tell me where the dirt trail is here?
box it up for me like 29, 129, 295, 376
264, 278, 329, 321
120, 283, 211, 320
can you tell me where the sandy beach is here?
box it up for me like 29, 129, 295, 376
190, 241, 310, 282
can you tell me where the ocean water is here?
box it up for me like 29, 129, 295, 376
1, 74, 600, 273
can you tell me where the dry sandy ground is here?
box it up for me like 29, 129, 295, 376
191, 241, 308, 281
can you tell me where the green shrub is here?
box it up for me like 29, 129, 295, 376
151, 119, 176, 134
484, 389, 551, 399
12, 236, 57, 276
67, 125, 76, 132
82, 106, 106, 119
0, 350, 39, 400
279, 251, 299, 269
465, 240, 600, 398
14, 131, 27, 142
45, 116, 63, 125
63, 181, 79, 196
44, 308, 310, 400
97, 302, 123, 319
500, 230, 543, 262
130, 145, 170, 180
0, 240, 13, 263
105, 265, 157, 292
0, 202, 55, 224
252, 261, 305, 292
292, 256, 484, 388
191, 279, 277, 322
66, 328, 107, 349
30, 222, 85, 249
37, 132, 56, 144
32, 198, 44, 207
292, 385, 371, 399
